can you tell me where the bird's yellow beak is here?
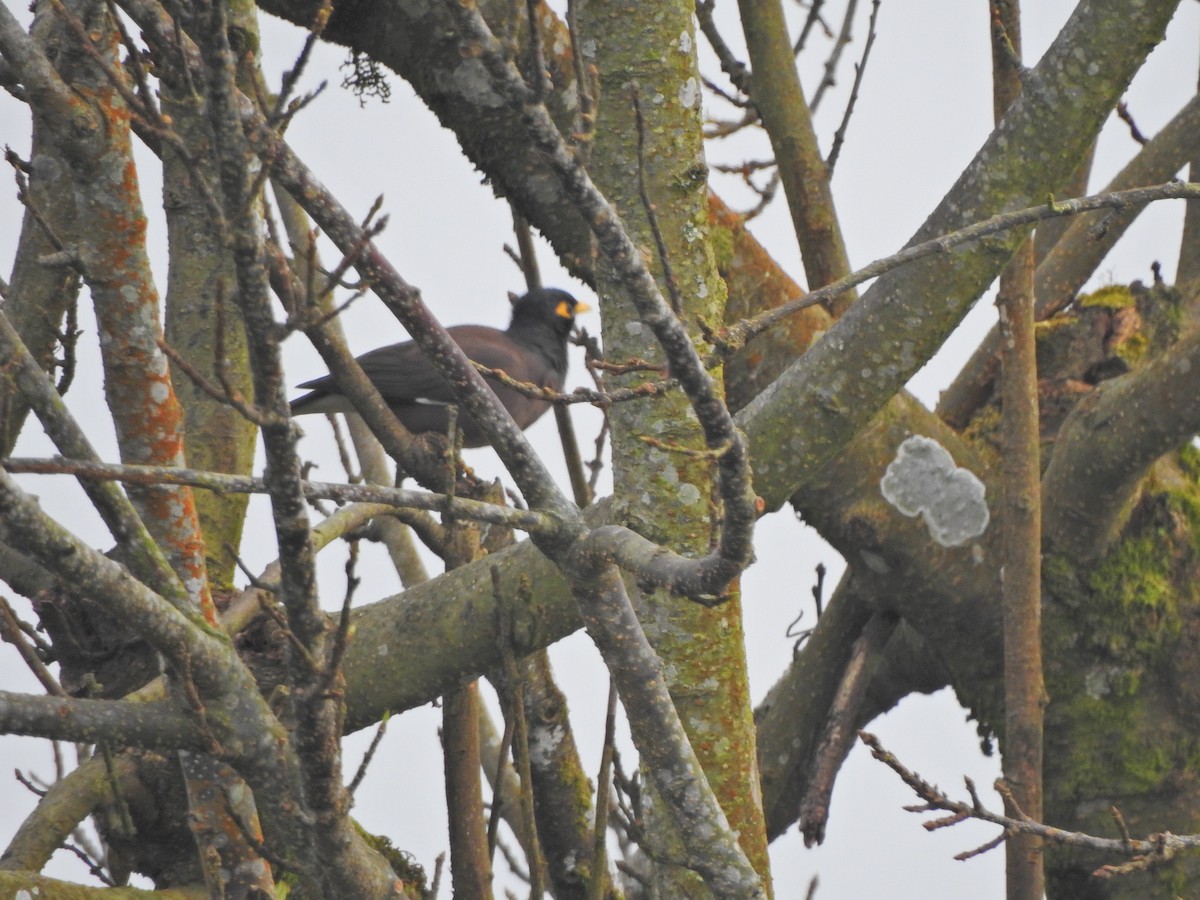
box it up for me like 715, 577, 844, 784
559, 299, 591, 318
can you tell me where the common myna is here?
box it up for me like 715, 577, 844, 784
291, 288, 588, 447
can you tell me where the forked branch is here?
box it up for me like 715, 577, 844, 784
861, 732, 1200, 879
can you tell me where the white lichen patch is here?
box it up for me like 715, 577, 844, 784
528, 722, 565, 769
678, 76, 700, 109
880, 435, 989, 547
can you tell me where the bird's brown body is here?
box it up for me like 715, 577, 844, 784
290, 288, 586, 447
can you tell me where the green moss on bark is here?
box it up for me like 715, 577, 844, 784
1042, 455, 1200, 895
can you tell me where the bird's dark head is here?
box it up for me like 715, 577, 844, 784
509, 288, 590, 338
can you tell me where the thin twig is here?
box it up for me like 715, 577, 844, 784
256, 594, 322, 675
809, 0, 859, 113
347, 712, 389, 798
524, 0, 550, 100
861, 731, 1200, 877
1116, 100, 1149, 145
588, 679, 618, 900
827, 0, 880, 174
565, 0, 596, 150
319, 540, 361, 695
719, 181, 1200, 355
0, 457, 551, 532
269, 0, 333, 124
475, 361, 673, 407
794, 0, 831, 56
157, 334, 276, 427
696, 0, 751, 96
0, 596, 65, 696
491, 568, 547, 896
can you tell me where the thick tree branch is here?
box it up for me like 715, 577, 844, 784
0, 871, 204, 898
0, 753, 139, 873
989, 5, 1045, 896
1042, 320, 1200, 559
740, 0, 1182, 508
0, 4, 97, 138
736, 0, 856, 311
0, 691, 203, 750
0, 9, 86, 461
939, 90, 1200, 427
561, 558, 764, 898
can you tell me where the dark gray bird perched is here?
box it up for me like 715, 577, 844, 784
290, 288, 589, 447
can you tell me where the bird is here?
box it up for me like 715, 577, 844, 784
290, 287, 589, 447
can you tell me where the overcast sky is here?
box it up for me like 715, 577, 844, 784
1, 1, 1198, 896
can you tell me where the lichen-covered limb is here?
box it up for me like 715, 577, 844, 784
1043, 322, 1200, 559
562, 557, 765, 899
742, 0, 1182, 507
0, 691, 202, 750
939, 91, 1200, 428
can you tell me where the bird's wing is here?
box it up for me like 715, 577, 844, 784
299, 326, 539, 406
350, 339, 452, 403
454, 325, 559, 386
294, 340, 434, 403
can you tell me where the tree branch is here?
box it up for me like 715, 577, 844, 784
736, 0, 856, 312
1042, 314, 1200, 559
561, 558, 765, 898
939, 90, 1200, 427
721, 181, 1200, 364
1, 457, 552, 532
0, 691, 203, 750
861, 731, 1200, 878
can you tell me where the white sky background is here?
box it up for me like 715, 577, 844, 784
0, 1, 1197, 896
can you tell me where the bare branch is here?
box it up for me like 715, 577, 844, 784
1, 456, 553, 533
808, 0, 859, 113
561, 560, 765, 898
861, 731, 1200, 878
0, 690, 203, 751
721, 181, 1200, 358
826, 0, 879, 174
